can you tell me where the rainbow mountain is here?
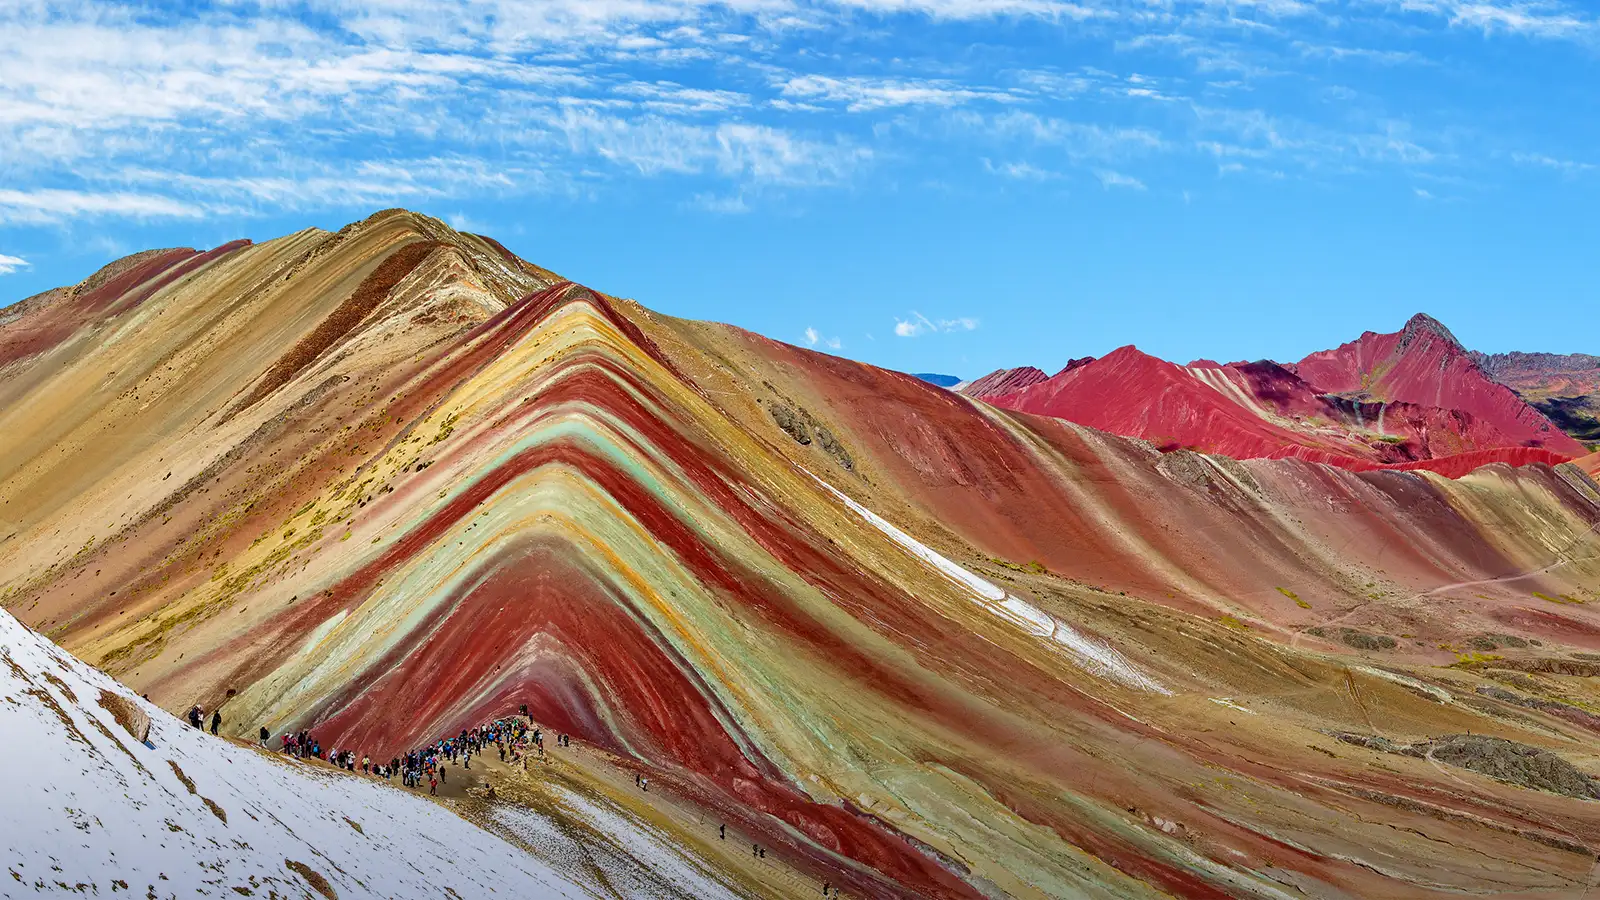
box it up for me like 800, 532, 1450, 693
3, 210, 1600, 899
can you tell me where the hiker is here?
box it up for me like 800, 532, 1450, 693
439, 765, 446, 784
429, 775, 438, 796
209, 710, 221, 735
188, 706, 203, 729
259, 726, 270, 746
719, 824, 726, 840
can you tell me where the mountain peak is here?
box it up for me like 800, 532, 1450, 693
961, 365, 1049, 399
1399, 312, 1465, 354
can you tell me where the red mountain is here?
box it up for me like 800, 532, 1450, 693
1473, 350, 1600, 399
961, 365, 1049, 399
1291, 313, 1584, 456
977, 314, 1586, 475
988, 346, 1538, 470
1471, 350, 1600, 444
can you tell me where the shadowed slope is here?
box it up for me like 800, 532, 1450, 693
1473, 350, 1600, 445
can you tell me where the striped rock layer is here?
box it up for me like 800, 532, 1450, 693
4, 210, 1600, 899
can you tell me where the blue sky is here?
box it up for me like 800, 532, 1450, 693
1, 0, 1596, 379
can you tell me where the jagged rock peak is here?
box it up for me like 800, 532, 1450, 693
1399, 312, 1465, 354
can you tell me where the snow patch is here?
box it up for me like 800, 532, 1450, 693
495, 787, 743, 900
0, 608, 602, 898
812, 475, 1168, 694
1355, 665, 1453, 704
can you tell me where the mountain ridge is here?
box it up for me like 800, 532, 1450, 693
5, 211, 1600, 898
964, 312, 1588, 471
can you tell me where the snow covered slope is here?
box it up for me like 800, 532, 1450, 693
0, 607, 598, 899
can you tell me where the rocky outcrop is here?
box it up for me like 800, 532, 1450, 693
1334, 732, 1600, 800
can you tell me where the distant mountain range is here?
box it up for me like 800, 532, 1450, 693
1472, 350, 1600, 442
964, 313, 1596, 476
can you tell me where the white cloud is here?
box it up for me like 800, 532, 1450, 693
1512, 152, 1595, 174
0, 188, 205, 224
1440, 1, 1589, 38
552, 108, 871, 186
894, 311, 978, 337
615, 80, 751, 114
982, 158, 1063, 180
689, 192, 752, 213
982, 111, 1167, 159
780, 74, 1019, 112
1293, 41, 1426, 65
1414, 187, 1435, 199
1095, 169, 1147, 190
0, 0, 1590, 229
803, 325, 842, 349
0, 253, 30, 275
826, 0, 1106, 19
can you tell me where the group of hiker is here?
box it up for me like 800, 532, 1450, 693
193, 699, 842, 895
251, 704, 578, 797
186, 705, 220, 735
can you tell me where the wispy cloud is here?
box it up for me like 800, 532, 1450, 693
894, 311, 979, 337
1095, 169, 1147, 190
982, 158, 1063, 180
803, 326, 843, 349
1512, 152, 1595, 174
0, 253, 30, 275
0, 188, 205, 225
983, 111, 1167, 159
552, 108, 871, 186
1432, 0, 1590, 38
779, 75, 1019, 111
689, 192, 752, 213
0, 0, 1592, 229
